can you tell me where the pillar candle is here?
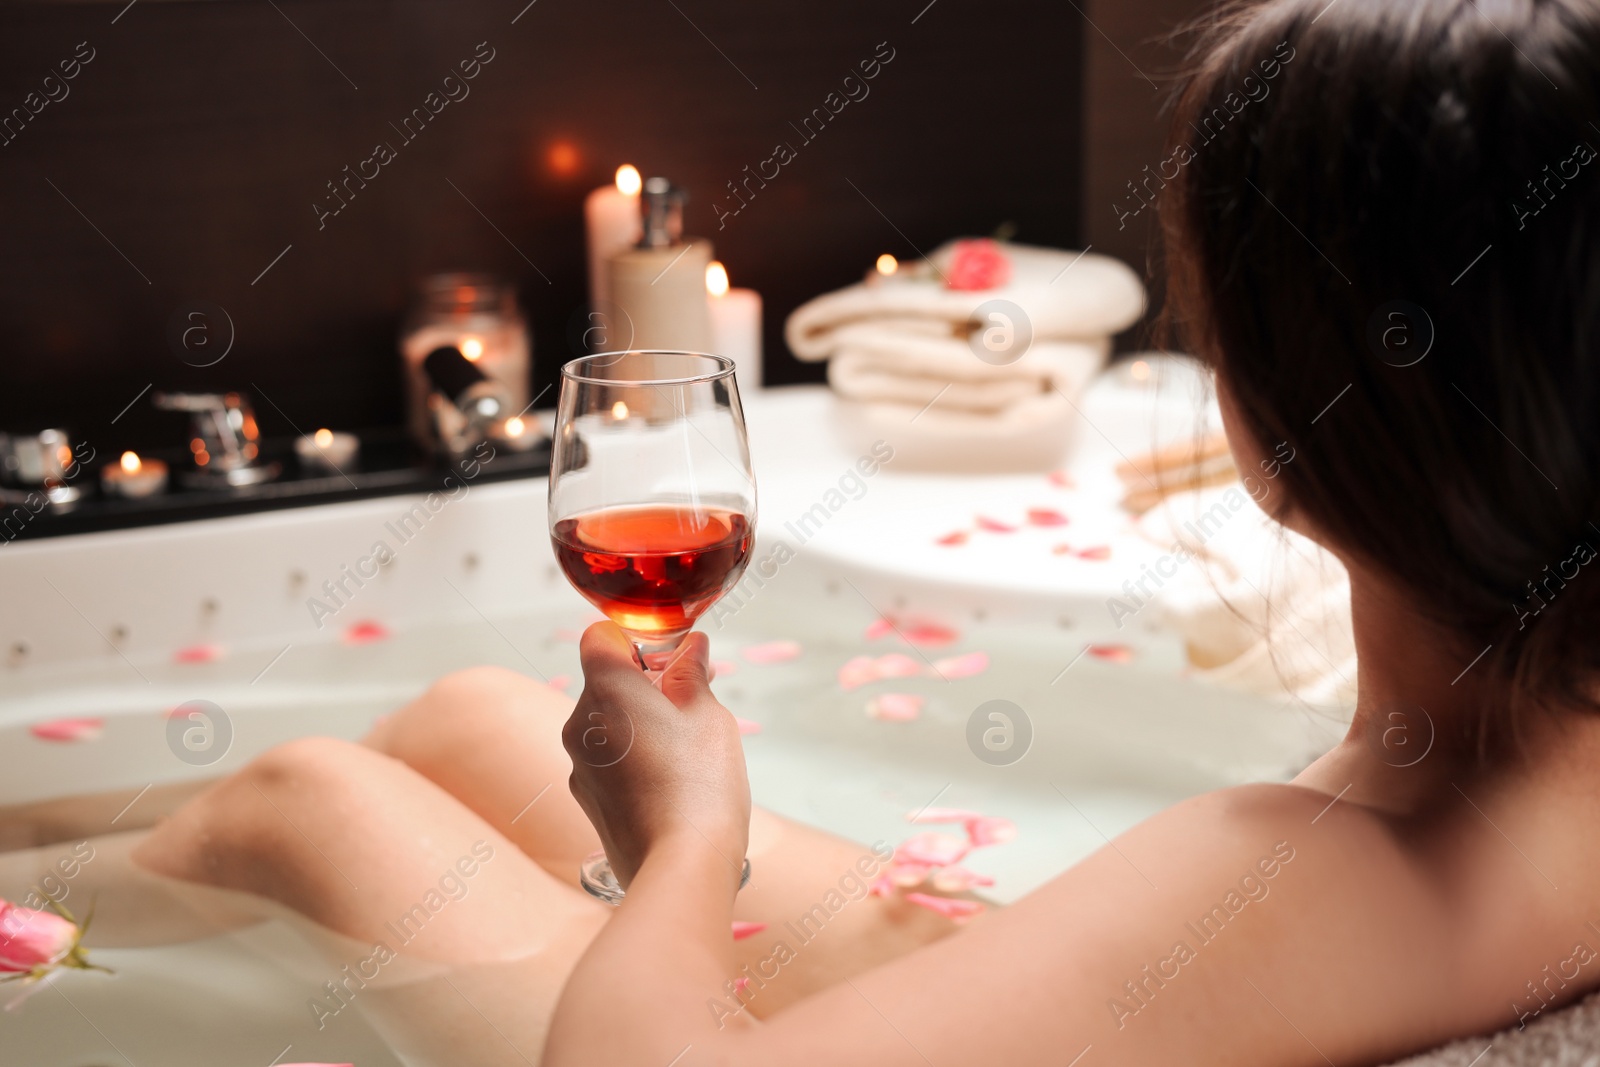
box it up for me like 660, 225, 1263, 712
706, 261, 762, 389
584, 164, 642, 317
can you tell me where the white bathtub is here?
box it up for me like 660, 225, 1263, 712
0, 376, 1343, 1065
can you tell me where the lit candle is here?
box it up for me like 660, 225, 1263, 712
102, 451, 168, 498
585, 164, 642, 319
705, 261, 762, 389
295, 428, 360, 474
492, 414, 543, 452
865, 252, 899, 287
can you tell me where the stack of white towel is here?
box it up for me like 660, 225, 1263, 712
785, 239, 1146, 471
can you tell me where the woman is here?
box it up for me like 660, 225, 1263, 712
142, 0, 1600, 1061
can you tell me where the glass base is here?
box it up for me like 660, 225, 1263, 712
579, 849, 751, 906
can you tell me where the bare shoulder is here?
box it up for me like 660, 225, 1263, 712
751, 781, 1470, 1067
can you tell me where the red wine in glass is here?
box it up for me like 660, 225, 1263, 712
552, 504, 752, 650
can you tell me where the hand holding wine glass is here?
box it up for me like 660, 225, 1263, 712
549, 350, 757, 901
562, 624, 751, 894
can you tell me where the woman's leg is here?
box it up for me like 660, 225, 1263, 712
364, 666, 966, 1013
133, 734, 607, 964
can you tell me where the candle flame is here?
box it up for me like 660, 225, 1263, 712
314, 428, 334, 447
876, 254, 898, 275
706, 260, 730, 298
612, 401, 629, 420
615, 164, 642, 196
505, 416, 526, 437
120, 451, 141, 474
460, 337, 484, 362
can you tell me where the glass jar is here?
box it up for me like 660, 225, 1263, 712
399, 274, 531, 450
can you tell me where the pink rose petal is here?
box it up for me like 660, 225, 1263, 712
975, 515, 1016, 533
932, 651, 989, 679
1051, 543, 1074, 555
711, 659, 739, 678
735, 717, 763, 736
28, 718, 103, 743
343, 619, 390, 644
877, 653, 923, 679
866, 693, 924, 722
885, 861, 934, 888
838, 656, 879, 690
904, 892, 985, 922
731, 921, 767, 941
1048, 470, 1076, 489
1088, 644, 1135, 664
935, 531, 969, 547
908, 807, 985, 825
902, 621, 959, 648
965, 816, 1019, 848
1075, 545, 1112, 561
1026, 507, 1069, 527
896, 832, 970, 868
741, 640, 802, 665
931, 866, 996, 892
546, 674, 573, 693
864, 618, 895, 641
173, 643, 222, 664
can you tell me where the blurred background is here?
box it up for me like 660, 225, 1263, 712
0, 0, 1196, 453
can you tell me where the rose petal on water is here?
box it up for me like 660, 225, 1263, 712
896, 832, 970, 868
343, 620, 390, 644
1087, 644, 1135, 664
173, 644, 222, 664
741, 640, 802, 665
975, 515, 1016, 533
731, 921, 767, 941
838, 656, 879, 690
904, 892, 986, 922
965, 816, 1019, 848
932, 651, 989, 679
28, 718, 103, 743
907, 807, 985, 825
935, 531, 969, 547
1075, 545, 1112, 561
877, 653, 924, 679
1026, 508, 1069, 527
863, 618, 895, 641
1048, 470, 1077, 489
866, 693, 924, 722
931, 866, 996, 892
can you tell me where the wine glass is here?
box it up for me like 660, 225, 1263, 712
549, 350, 757, 903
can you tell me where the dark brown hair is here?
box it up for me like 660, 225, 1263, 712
1160, 0, 1600, 750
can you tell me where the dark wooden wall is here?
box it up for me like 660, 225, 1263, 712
0, 0, 1083, 453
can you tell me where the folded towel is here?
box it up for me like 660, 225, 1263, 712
786, 240, 1146, 362
827, 330, 1109, 414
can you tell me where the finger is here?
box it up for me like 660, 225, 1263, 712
578, 621, 643, 680
659, 632, 713, 708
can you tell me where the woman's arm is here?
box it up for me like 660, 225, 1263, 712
544, 625, 1464, 1067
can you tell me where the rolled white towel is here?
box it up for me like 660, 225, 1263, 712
786, 240, 1146, 362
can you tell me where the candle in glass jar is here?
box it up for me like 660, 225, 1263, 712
706, 261, 762, 389
102, 451, 168, 498
585, 164, 642, 315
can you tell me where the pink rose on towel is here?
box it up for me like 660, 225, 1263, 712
945, 239, 1011, 291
